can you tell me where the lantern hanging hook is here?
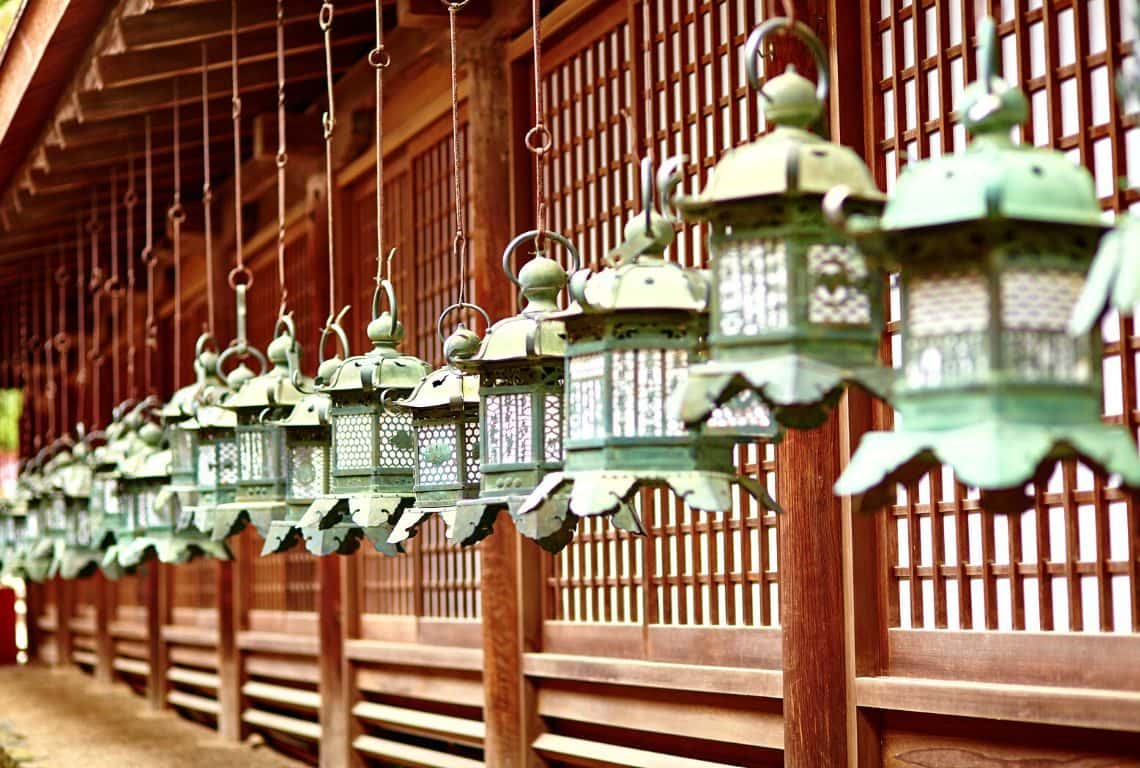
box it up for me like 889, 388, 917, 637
745, 16, 828, 107
371, 270, 399, 324
501, 229, 580, 287
436, 301, 490, 344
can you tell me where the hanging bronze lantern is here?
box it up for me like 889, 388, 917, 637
263, 318, 351, 556
212, 317, 307, 541
53, 438, 104, 580
444, 231, 577, 547
387, 305, 485, 545
831, 18, 1140, 510
1, 471, 34, 581
674, 18, 885, 431
154, 335, 228, 533
297, 284, 430, 557
18, 458, 53, 582
512, 161, 778, 549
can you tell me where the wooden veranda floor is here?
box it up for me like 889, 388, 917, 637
0, 665, 303, 767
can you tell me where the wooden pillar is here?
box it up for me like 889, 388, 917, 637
341, 554, 363, 768
55, 577, 73, 667
317, 555, 348, 768
216, 556, 242, 740
93, 571, 114, 683
24, 580, 41, 662
144, 561, 169, 709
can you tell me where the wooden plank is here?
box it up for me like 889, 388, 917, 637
168, 690, 221, 715
242, 681, 321, 711
113, 657, 151, 676
237, 631, 320, 656
535, 685, 783, 750
168, 646, 219, 670
245, 656, 320, 685
160, 623, 218, 647
857, 675, 1140, 734
167, 667, 220, 689
888, 629, 1140, 691
246, 610, 320, 636
241, 709, 321, 741
355, 668, 485, 710
72, 650, 98, 667
109, 620, 146, 639
345, 639, 483, 671
352, 701, 485, 748
531, 734, 741, 768
521, 654, 782, 699
542, 622, 782, 669
352, 734, 484, 768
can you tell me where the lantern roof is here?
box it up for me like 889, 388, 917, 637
161, 337, 227, 421
324, 284, 431, 395
878, 20, 1106, 233
556, 213, 708, 317
469, 254, 569, 365
120, 426, 170, 481
52, 452, 92, 500
223, 334, 308, 412
184, 403, 237, 431
678, 80, 882, 214
278, 392, 331, 430
399, 328, 481, 411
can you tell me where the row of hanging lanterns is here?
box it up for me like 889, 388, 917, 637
4, 10, 1140, 583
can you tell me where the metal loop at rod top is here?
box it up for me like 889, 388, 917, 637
368, 46, 391, 68
319, 2, 334, 29
228, 265, 253, 289
524, 125, 553, 154
439, 0, 470, 8
436, 301, 489, 343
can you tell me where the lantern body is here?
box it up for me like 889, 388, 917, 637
262, 392, 335, 556
54, 447, 100, 581
186, 405, 239, 535
675, 60, 886, 430
834, 18, 1140, 509
299, 292, 430, 557
213, 332, 307, 541
515, 210, 779, 550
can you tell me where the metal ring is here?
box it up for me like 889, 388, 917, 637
318, 3, 334, 30
52, 333, 69, 351
318, 306, 352, 365
524, 125, 553, 154
371, 279, 398, 325
195, 332, 219, 359
439, 0, 471, 9
231, 96, 242, 121
744, 17, 829, 106
275, 151, 288, 169
368, 46, 391, 69
123, 189, 138, 208
322, 112, 335, 139
436, 302, 490, 344
216, 342, 269, 387
85, 218, 103, 235
228, 265, 253, 289
140, 246, 158, 266
500, 229, 580, 287
102, 275, 122, 296
167, 202, 186, 223
274, 312, 297, 342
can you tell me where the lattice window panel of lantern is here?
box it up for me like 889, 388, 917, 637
868, 1, 1140, 633
531, 0, 780, 631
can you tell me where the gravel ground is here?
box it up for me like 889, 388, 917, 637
0, 665, 304, 767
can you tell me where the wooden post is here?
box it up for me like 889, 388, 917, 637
317, 555, 348, 768
56, 577, 73, 667
24, 580, 40, 663
216, 556, 242, 740
93, 571, 114, 683
341, 554, 363, 768
144, 561, 169, 709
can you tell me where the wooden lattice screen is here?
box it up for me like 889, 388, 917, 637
533, 0, 780, 633
171, 557, 217, 610
870, 0, 1140, 635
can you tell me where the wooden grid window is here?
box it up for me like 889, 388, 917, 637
171, 557, 217, 610
412, 122, 471, 368
535, 0, 779, 628
249, 538, 319, 613
868, 1, 1140, 633
546, 443, 778, 626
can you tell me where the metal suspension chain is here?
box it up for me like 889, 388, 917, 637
67, 223, 80, 430
202, 42, 217, 337
276, 0, 290, 318
444, 0, 467, 304
125, 149, 139, 401
526, 0, 551, 247
109, 167, 121, 407
370, 0, 391, 285
170, 80, 186, 389
88, 185, 106, 426
320, 0, 336, 315
44, 265, 56, 441
142, 114, 158, 395
230, 0, 251, 291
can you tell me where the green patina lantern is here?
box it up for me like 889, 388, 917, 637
675, 18, 886, 431
387, 305, 485, 544
832, 18, 1140, 510
445, 230, 578, 547
95, 403, 151, 573
0, 478, 31, 580
53, 439, 103, 580
297, 284, 431, 557
212, 317, 307, 541
155, 335, 228, 533
262, 319, 347, 556
514, 164, 779, 549
116, 420, 230, 567
32, 446, 73, 581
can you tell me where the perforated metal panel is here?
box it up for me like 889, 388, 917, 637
289, 444, 326, 500
716, 238, 789, 334
334, 412, 373, 471
807, 243, 872, 325
377, 410, 415, 470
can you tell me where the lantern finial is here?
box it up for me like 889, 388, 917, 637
957, 18, 1027, 137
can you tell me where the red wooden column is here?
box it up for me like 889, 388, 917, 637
317, 555, 348, 768
55, 577, 73, 667
216, 555, 242, 740
774, 2, 877, 766
144, 561, 170, 709
93, 571, 114, 682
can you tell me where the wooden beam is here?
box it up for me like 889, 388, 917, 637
93, 571, 114, 683
318, 554, 350, 768
144, 562, 170, 710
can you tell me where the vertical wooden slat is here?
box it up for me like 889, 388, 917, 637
318, 554, 348, 768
